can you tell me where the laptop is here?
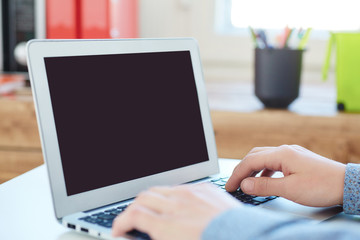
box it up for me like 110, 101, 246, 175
26, 38, 341, 240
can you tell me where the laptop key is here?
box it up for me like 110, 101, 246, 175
97, 221, 113, 228
105, 208, 117, 213
127, 230, 151, 240
91, 212, 104, 217
85, 217, 105, 225
252, 196, 270, 203
97, 213, 116, 221
109, 210, 122, 216
266, 196, 278, 200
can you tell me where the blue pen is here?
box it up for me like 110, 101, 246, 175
258, 30, 269, 49
298, 28, 305, 39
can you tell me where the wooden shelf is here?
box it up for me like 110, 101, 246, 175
211, 110, 360, 164
1, 82, 359, 183
0, 88, 43, 183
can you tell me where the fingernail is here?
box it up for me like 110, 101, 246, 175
242, 179, 254, 192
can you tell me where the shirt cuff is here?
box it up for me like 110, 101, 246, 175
343, 163, 360, 215
201, 206, 301, 240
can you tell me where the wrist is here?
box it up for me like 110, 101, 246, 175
337, 164, 346, 205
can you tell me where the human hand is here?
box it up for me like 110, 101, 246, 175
112, 183, 241, 240
225, 145, 346, 207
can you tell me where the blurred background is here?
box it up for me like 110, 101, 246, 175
4, 0, 360, 83
1, 0, 360, 183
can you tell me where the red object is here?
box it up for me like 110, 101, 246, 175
46, 0, 79, 38
109, 0, 139, 38
46, 0, 138, 39
80, 0, 110, 38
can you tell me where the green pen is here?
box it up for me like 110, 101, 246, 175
248, 26, 259, 48
298, 28, 312, 49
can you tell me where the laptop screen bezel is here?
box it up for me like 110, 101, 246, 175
27, 38, 219, 219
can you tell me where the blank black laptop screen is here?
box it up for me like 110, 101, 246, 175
44, 51, 209, 196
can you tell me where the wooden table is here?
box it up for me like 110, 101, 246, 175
207, 81, 360, 164
1, 82, 359, 183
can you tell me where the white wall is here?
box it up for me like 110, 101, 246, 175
139, 0, 335, 83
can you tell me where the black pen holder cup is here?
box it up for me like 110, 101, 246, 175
254, 48, 304, 109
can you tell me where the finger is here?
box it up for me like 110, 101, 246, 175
147, 186, 175, 197
192, 182, 221, 192
164, 183, 213, 200
135, 190, 173, 214
151, 183, 216, 196
225, 147, 288, 192
146, 184, 208, 206
225, 149, 275, 191
290, 144, 308, 152
240, 177, 286, 197
112, 204, 162, 238
185, 183, 227, 200
248, 146, 275, 155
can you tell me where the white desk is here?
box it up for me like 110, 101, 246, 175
0, 159, 240, 240
1, 159, 360, 240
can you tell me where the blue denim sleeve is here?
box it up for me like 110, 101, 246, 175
202, 207, 360, 240
343, 163, 360, 215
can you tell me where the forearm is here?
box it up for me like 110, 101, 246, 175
343, 163, 360, 215
202, 207, 360, 240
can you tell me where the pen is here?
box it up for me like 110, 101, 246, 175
298, 28, 305, 39
280, 26, 290, 48
283, 28, 293, 48
298, 28, 312, 49
258, 29, 269, 48
248, 26, 259, 48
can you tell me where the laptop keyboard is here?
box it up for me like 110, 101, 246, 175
210, 177, 278, 205
78, 177, 277, 239
79, 205, 151, 239
79, 206, 126, 228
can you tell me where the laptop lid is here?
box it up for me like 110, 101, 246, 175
27, 38, 219, 219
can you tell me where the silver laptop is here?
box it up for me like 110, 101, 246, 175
26, 38, 341, 240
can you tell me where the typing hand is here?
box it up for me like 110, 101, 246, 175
112, 183, 241, 240
225, 145, 346, 207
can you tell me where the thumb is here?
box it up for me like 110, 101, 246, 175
241, 177, 285, 197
